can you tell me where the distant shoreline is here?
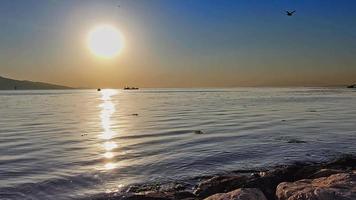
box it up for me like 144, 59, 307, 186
0, 86, 353, 91
1, 75, 354, 90
0, 75, 74, 90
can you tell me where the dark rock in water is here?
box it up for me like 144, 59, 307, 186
250, 171, 268, 178
308, 168, 345, 179
158, 183, 187, 193
131, 114, 139, 116
276, 137, 306, 144
172, 191, 196, 199
307, 110, 317, 113
287, 139, 307, 144
194, 130, 204, 134
324, 154, 356, 170
93, 192, 174, 200
204, 188, 267, 200
120, 193, 172, 200
193, 175, 249, 198
130, 191, 195, 200
173, 184, 185, 191
347, 84, 356, 88
232, 169, 263, 174
251, 173, 261, 178
126, 185, 141, 193
126, 184, 161, 193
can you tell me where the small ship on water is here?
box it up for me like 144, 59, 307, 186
123, 86, 139, 90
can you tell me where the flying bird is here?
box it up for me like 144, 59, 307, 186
286, 10, 296, 16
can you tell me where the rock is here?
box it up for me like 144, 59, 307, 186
194, 175, 249, 198
241, 165, 308, 200
126, 184, 160, 193
308, 168, 345, 179
120, 191, 194, 200
126, 185, 141, 193
276, 171, 356, 200
347, 84, 355, 88
159, 183, 184, 192
173, 184, 186, 191
122, 193, 172, 200
324, 154, 356, 170
258, 172, 267, 177
250, 172, 267, 178
204, 188, 267, 200
95, 155, 356, 200
91, 192, 171, 200
287, 139, 306, 144
194, 130, 204, 134
251, 173, 260, 178
276, 137, 307, 144
172, 191, 196, 199
307, 110, 317, 113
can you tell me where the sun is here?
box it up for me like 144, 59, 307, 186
87, 25, 123, 58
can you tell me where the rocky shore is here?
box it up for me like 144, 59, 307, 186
92, 155, 355, 200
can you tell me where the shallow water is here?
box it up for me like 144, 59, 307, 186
0, 88, 355, 199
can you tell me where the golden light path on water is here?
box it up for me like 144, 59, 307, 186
99, 89, 118, 170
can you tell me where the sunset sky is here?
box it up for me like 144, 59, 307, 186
0, 0, 355, 88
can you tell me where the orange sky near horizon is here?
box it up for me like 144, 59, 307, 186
1, 0, 356, 88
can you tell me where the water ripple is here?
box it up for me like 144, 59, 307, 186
0, 88, 355, 199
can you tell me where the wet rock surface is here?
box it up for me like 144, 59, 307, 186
204, 188, 267, 200
308, 168, 344, 179
276, 171, 356, 200
92, 155, 356, 200
193, 175, 250, 198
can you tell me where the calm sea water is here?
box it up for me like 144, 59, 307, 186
0, 88, 355, 199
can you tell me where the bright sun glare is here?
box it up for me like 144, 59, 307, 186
87, 25, 123, 58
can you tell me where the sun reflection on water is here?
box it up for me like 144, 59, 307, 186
103, 141, 118, 151
99, 89, 118, 170
103, 152, 114, 159
104, 162, 117, 170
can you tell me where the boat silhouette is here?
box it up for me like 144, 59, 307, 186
124, 87, 139, 90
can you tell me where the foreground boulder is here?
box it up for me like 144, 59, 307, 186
204, 188, 267, 200
276, 171, 356, 200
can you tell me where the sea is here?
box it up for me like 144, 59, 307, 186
0, 88, 355, 199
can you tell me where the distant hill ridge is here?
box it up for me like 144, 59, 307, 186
0, 76, 73, 90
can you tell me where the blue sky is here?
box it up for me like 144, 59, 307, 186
0, 0, 356, 87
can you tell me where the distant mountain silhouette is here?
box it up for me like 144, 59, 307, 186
0, 76, 74, 90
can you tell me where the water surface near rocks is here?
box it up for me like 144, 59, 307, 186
0, 88, 355, 199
